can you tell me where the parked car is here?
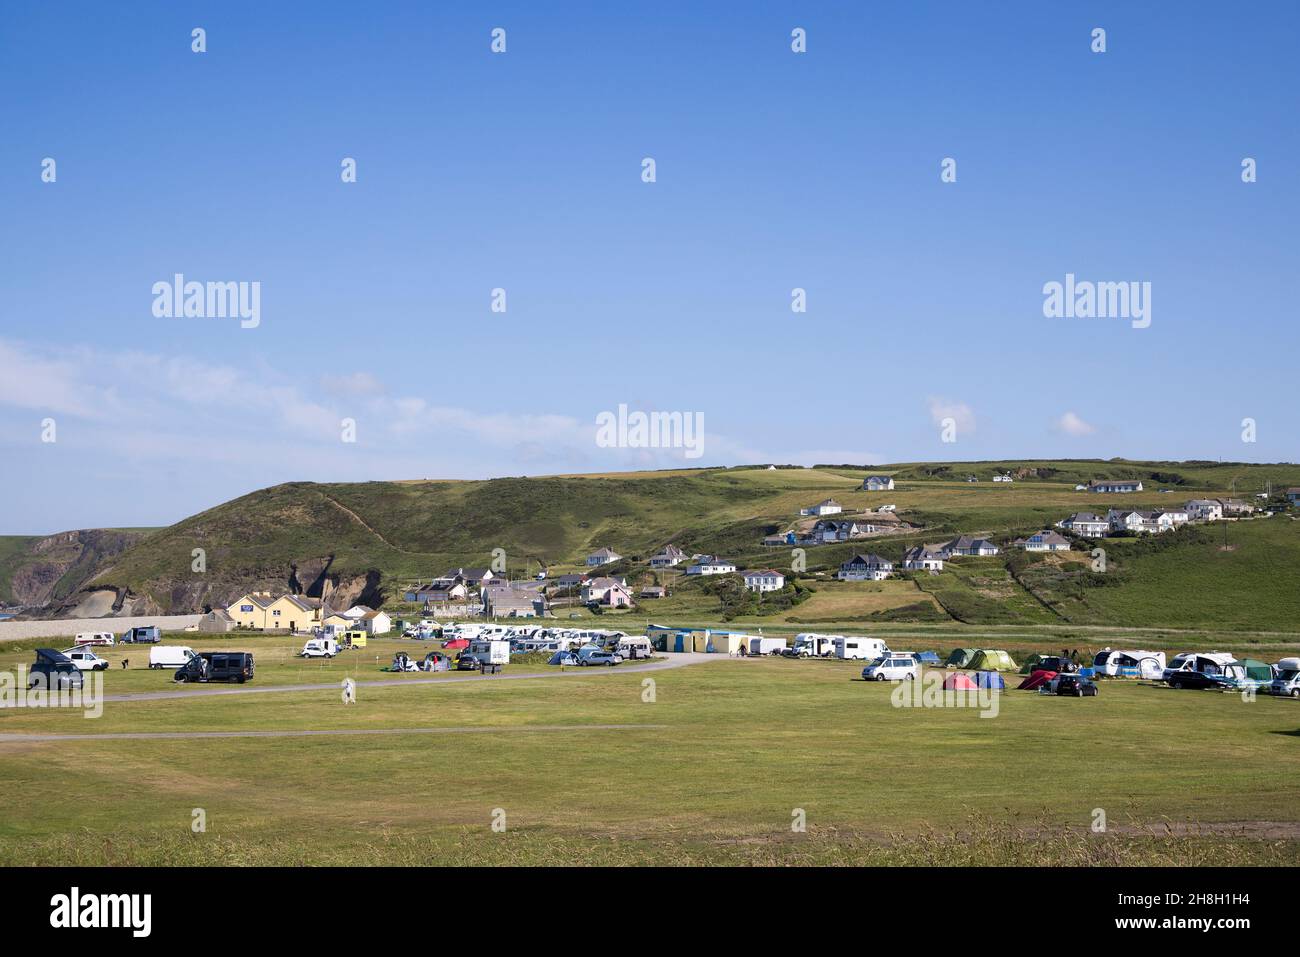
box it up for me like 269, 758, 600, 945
28, 649, 85, 690
580, 649, 623, 666
1267, 657, 1300, 698
456, 654, 481, 672
62, 647, 110, 671
73, 632, 115, 647
119, 626, 161, 644
1052, 673, 1098, 697
1163, 652, 1237, 690
174, 652, 255, 684
1031, 655, 1078, 674
862, 655, 919, 682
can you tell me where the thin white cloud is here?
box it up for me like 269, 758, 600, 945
1053, 411, 1096, 437
926, 396, 976, 434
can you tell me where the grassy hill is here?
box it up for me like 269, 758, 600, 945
8, 459, 1299, 629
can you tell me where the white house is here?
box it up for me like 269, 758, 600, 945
1152, 507, 1189, 530
649, 544, 686, 568
942, 535, 1000, 557
585, 547, 622, 567
1107, 509, 1151, 533
1087, 479, 1144, 493
359, 609, 392, 635
1185, 499, 1223, 522
742, 569, 786, 592
902, 545, 945, 572
580, 576, 633, 608
862, 476, 894, 491
837, 553, 894, 581
1058, 512, 1110, 537
1024, 530, 1071, 552
801, 498, 843, 516
686, 557, 737, 576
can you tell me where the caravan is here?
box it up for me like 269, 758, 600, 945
834, 636, 889, 661
1092, 648, 1166, 679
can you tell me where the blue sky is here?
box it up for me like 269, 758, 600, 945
1, 2, 1296, 533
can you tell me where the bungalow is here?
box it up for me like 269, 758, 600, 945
581, 576, 633, 608
484, 588, 542, 617
801, 498, 843, 517
639, 585, 666, 599
406, 579, 467, 603
551, 573, 588, 591
358, 608, 393, 635
862, 476, 894, 491
742, 569, 786, 592
1185, 499, 1223, 522
1024, 530, 1071, 552
902, 545, 945, 572
942, 535, 1000, 557
837, 553, 893, 581
1087, 479, 1144, 493
197, 608, 236, 633
444, 567, 494, 587
649, 544, 686, 567
686, 557, 737, 576
585, 547, 622, 567
1058, 512, 1110, 537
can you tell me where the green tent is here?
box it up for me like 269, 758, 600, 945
967, 649, 1018, 672
1239, 659, 1273, 682
945, 648, 977, 668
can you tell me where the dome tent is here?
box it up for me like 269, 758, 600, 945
945, 648, 978, 668
942, 672, 979, 691
967, 649, 1018, 672
973, 671, 1006, 689
1017, 670, 1057, 690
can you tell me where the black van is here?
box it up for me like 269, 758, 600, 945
174, 651, 255, 684
28, 648, 85, 690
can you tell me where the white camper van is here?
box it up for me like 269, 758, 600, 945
790, 633, 838, 658
149, 646, 195, 669
1267, 657, 1300, 698
835, 636, 890, 661
1092, 648, 1166, 679
74, 632, 115, 647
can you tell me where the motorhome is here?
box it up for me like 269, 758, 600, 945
1162, 652, 1237, 689
1267, 657, 1300, 698
74, 632, 115, 647
149, 646, 195, 669
789, 633, 839, 658
466, 639, 510, 667
613, 635, 653, 660
834, 636, 890, 661
1092, 648, 1167, 679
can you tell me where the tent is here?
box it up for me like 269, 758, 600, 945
1239, 659, 1273, 683
942, 672, 978, 691
913, 651, 941, 665
967, 649, 1018, 672
973, 671, 1006, 689
945, 648, 978, 668
1017, 670, 1057, 691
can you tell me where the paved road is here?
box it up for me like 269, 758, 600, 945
92, 652, 726, 703
0, 723, 667, 743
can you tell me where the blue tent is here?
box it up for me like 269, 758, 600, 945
973, 671, 1006, 689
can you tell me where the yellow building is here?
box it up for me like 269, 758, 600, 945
226, 593, 275, 629
226, 593, 323, 632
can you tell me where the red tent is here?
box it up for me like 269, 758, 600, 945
442, 638, 469, 650
942, 672, 978, 691
1017, 670, 1057, 690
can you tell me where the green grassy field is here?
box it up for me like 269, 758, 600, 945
2, 635, 1297, 866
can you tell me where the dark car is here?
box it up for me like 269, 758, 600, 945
1053, 673, 1098, 697
175, 651, 255, 684
28, 648, 85, 691
1032, 656, 1078, 674
456, 653, 481, 672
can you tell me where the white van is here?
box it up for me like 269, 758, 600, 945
74, 632, 115, 647
862, 654, 919, 681
835, 636, 889, 661
64, 647, 110, 671
149, 646, 195, 669
301, 638, 339, 659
